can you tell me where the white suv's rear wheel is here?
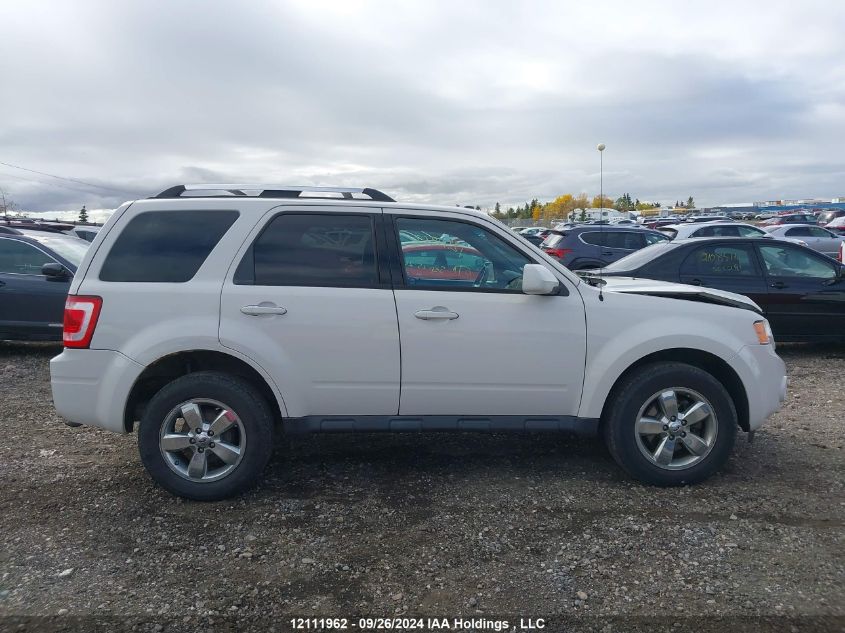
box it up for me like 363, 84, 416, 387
138, 372, 274, 500
603, 362, 737, 486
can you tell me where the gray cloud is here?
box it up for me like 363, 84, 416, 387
1, 0, 843, 213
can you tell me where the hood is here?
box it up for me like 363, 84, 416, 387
579, 274, 763, 313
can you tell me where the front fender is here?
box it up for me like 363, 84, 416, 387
577, 291, 753, 419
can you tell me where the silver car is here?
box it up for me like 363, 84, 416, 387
763, 224, 845, 259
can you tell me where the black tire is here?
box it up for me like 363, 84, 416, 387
138, 371, 274, 501
603, 362, 737, 486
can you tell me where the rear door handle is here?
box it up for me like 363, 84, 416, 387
240, 304, 288, 316
414, 306, 459, 320
689, 278, 702, 286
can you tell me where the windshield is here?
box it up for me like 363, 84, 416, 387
603, 241, 679, 272
28, 234, 89, 267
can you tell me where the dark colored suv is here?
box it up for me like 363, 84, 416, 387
540, 226, 669, 270
0, 229, 88, 341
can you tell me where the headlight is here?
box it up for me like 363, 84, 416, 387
753, 320, 774, 347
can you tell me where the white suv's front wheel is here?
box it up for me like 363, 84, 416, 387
603, 362, 737, 486
138, 372, 274, 500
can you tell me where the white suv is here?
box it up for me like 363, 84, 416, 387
50, 184, 787, 500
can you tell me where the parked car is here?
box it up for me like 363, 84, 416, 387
824, 216, 845, 236
816, 209, 845, 227
519, 226, 548, 236
685, 215, 729, 223
540, 225, 669, 270
643, 218, 680, 230
520, 233, 546, 246
65, 226, 100, 242
401, 241, 485, 281
582, 237, 845, 342
0, 229, 88, 341
762, 213, 818, 226
50, 184, 786, 500
762, 224, 845, 259
610, 218, 638, 226
658, 222, 769, 240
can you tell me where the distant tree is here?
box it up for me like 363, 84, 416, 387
591, 195, 614, 208
614, 193, 635, 212
687, 196, 695, 209
494, 202, 501, 213
574, 193, 590, 210
78, 205, 88, 223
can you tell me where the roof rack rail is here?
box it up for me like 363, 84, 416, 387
152, 184, 396, 203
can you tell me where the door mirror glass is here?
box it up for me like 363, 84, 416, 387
522, 264, 559, 295
41, 262, 70, 280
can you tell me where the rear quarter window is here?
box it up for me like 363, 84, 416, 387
99, 210, 239, 282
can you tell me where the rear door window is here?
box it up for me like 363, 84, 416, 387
579, 232, 605, 246
736, 225, 765, 237
681, 244, 758, 276
238, 213, 379, 287
806, 227, 833, 238
100, 210, 239, 282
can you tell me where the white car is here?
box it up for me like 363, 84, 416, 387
762, 224, 845, 259
50, 184, 787, 500
519, 226, 548, 236
65, 225, 100, 242
659, 222, 768, 240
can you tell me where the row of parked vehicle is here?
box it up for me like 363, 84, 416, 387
507, 219, 845, 342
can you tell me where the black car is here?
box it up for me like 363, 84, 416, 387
540, 225, 669, 270
0, 229, 88, 341
584, 237, 845, 341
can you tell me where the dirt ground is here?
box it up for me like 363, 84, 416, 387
0, 341, 842, 633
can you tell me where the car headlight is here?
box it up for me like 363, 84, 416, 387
753, 319, 775, 348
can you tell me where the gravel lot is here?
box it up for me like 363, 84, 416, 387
0, 342, 842, 632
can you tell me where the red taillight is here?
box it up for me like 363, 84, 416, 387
543, 248, 573, 259
63, 295, 102, 348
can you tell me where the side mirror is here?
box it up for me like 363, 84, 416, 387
42, 262, 70, 281
522, 264, 560, 295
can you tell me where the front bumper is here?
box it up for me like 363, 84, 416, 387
730, 344, 787, 431
50, 349, 145, 433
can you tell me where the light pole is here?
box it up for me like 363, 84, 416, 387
597, 143, 606, 219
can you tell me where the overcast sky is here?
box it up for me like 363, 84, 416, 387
1, 0, 844, 216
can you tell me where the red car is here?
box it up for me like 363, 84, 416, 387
402, 242, 486, 281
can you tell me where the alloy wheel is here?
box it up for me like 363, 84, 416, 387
158, 398, 246, 483
634, 388, 718, 471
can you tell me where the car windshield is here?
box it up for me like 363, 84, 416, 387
602, 241, 679, 271
27, 234, 88, 267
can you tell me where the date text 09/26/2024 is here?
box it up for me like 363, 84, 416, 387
289, 617, 547, 630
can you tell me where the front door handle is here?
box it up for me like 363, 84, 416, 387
414, 306, 459, 320
241, 304, 288, 316
689, 278, 702, 286
770, 281, 787, 289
